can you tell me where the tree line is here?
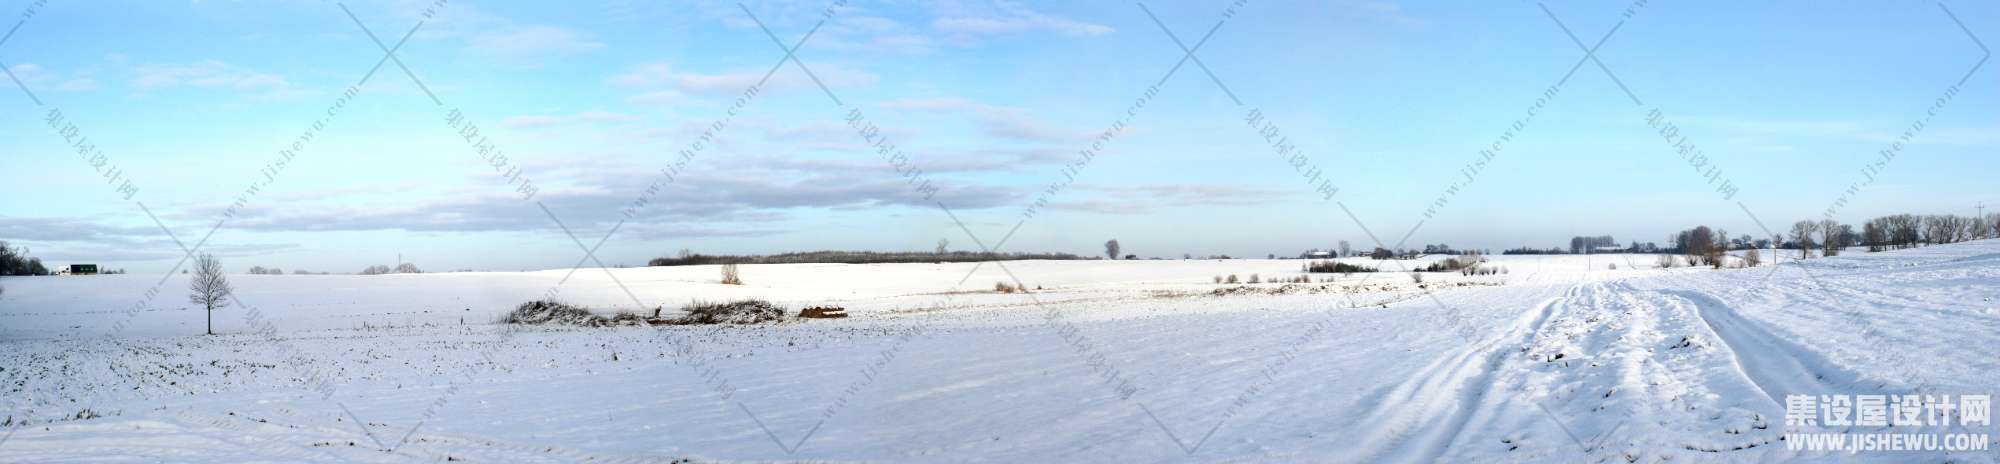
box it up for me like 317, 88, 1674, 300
647, 249, 1086, 266
0, 241, 49, 276
1499, 212, 1996, 265
1857, 214, 1992, 252
1663, 212, 1995, 266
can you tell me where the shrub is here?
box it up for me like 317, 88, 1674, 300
649, 250, 1087, 266
994, 281, 1018, 293
799, 306, 848, 319
605, 311, 651, 326
1213, 275, 1222, 284
1225, 274, 1240, 284
1410, 272, 1424, 283
1461, 265, 1506, 276
1657, 255, 1679, 269
720, 264, 743, 285
1421, 252, 1486, 273
1743, 248, 1762, 267
677, 299, 787, 325
1248, 274, 1261, 284
504, 300, 600, 326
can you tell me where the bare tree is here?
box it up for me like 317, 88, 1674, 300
1676, 226, 1720, 266
1864, 219, 1889, 252
1818, 219, 1841, 257
1104, 239, 1121, 260
1888, 214, 1921, 248
1790, 220, 1820, 259
189, 254, 233, 336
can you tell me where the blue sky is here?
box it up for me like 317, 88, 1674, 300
1, 0, 1995, 273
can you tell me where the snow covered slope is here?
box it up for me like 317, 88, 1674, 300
0, 242, 1994, 462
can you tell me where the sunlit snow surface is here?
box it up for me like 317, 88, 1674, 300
1, 242, 1996, 462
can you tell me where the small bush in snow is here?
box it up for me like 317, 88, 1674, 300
1460, 264, 1505, 276
799, 306, 848, 318
720, 263, 743, 285
1225, 274, 1240, 284
1248, 274, 1261, 284
1421, 252, 1486, 273
994, 281, 1018, 293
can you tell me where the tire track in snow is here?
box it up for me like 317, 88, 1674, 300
1339, 286, 1573, 463
1662, 289, 1868, 406
1411, 280, 1785, 461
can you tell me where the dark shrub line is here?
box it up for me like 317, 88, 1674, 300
504, 299, 797, 327
1303, 260, 1376, 273
648, 250, 1086, 266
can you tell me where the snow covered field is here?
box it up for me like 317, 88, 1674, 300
0, 242, 1996, 462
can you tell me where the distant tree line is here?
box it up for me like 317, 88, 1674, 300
647, 249, 1086, 266
1650, 212, 1995, 269
1568, 235, 1616, 254
0, 241, 49, 276
1502, 247, 1567, 255
1507, 240, 1664, 255
360, 263, 424, 275
1858, 213, 1992, 252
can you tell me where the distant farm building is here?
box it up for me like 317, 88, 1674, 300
69, 264, 98, 275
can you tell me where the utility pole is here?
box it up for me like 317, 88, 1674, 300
1979, 202, 1988, 239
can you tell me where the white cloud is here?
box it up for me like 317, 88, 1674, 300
499, 111, 639, 129
929, 1, 1113, 39
467, 25, 606, 59
878, 97, 1086, 143
1048, 184, 1295, 215
608, 61, 878, 97
818, 14, 937, 54
128, 60, 308, 100
4, 63, 99, 92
